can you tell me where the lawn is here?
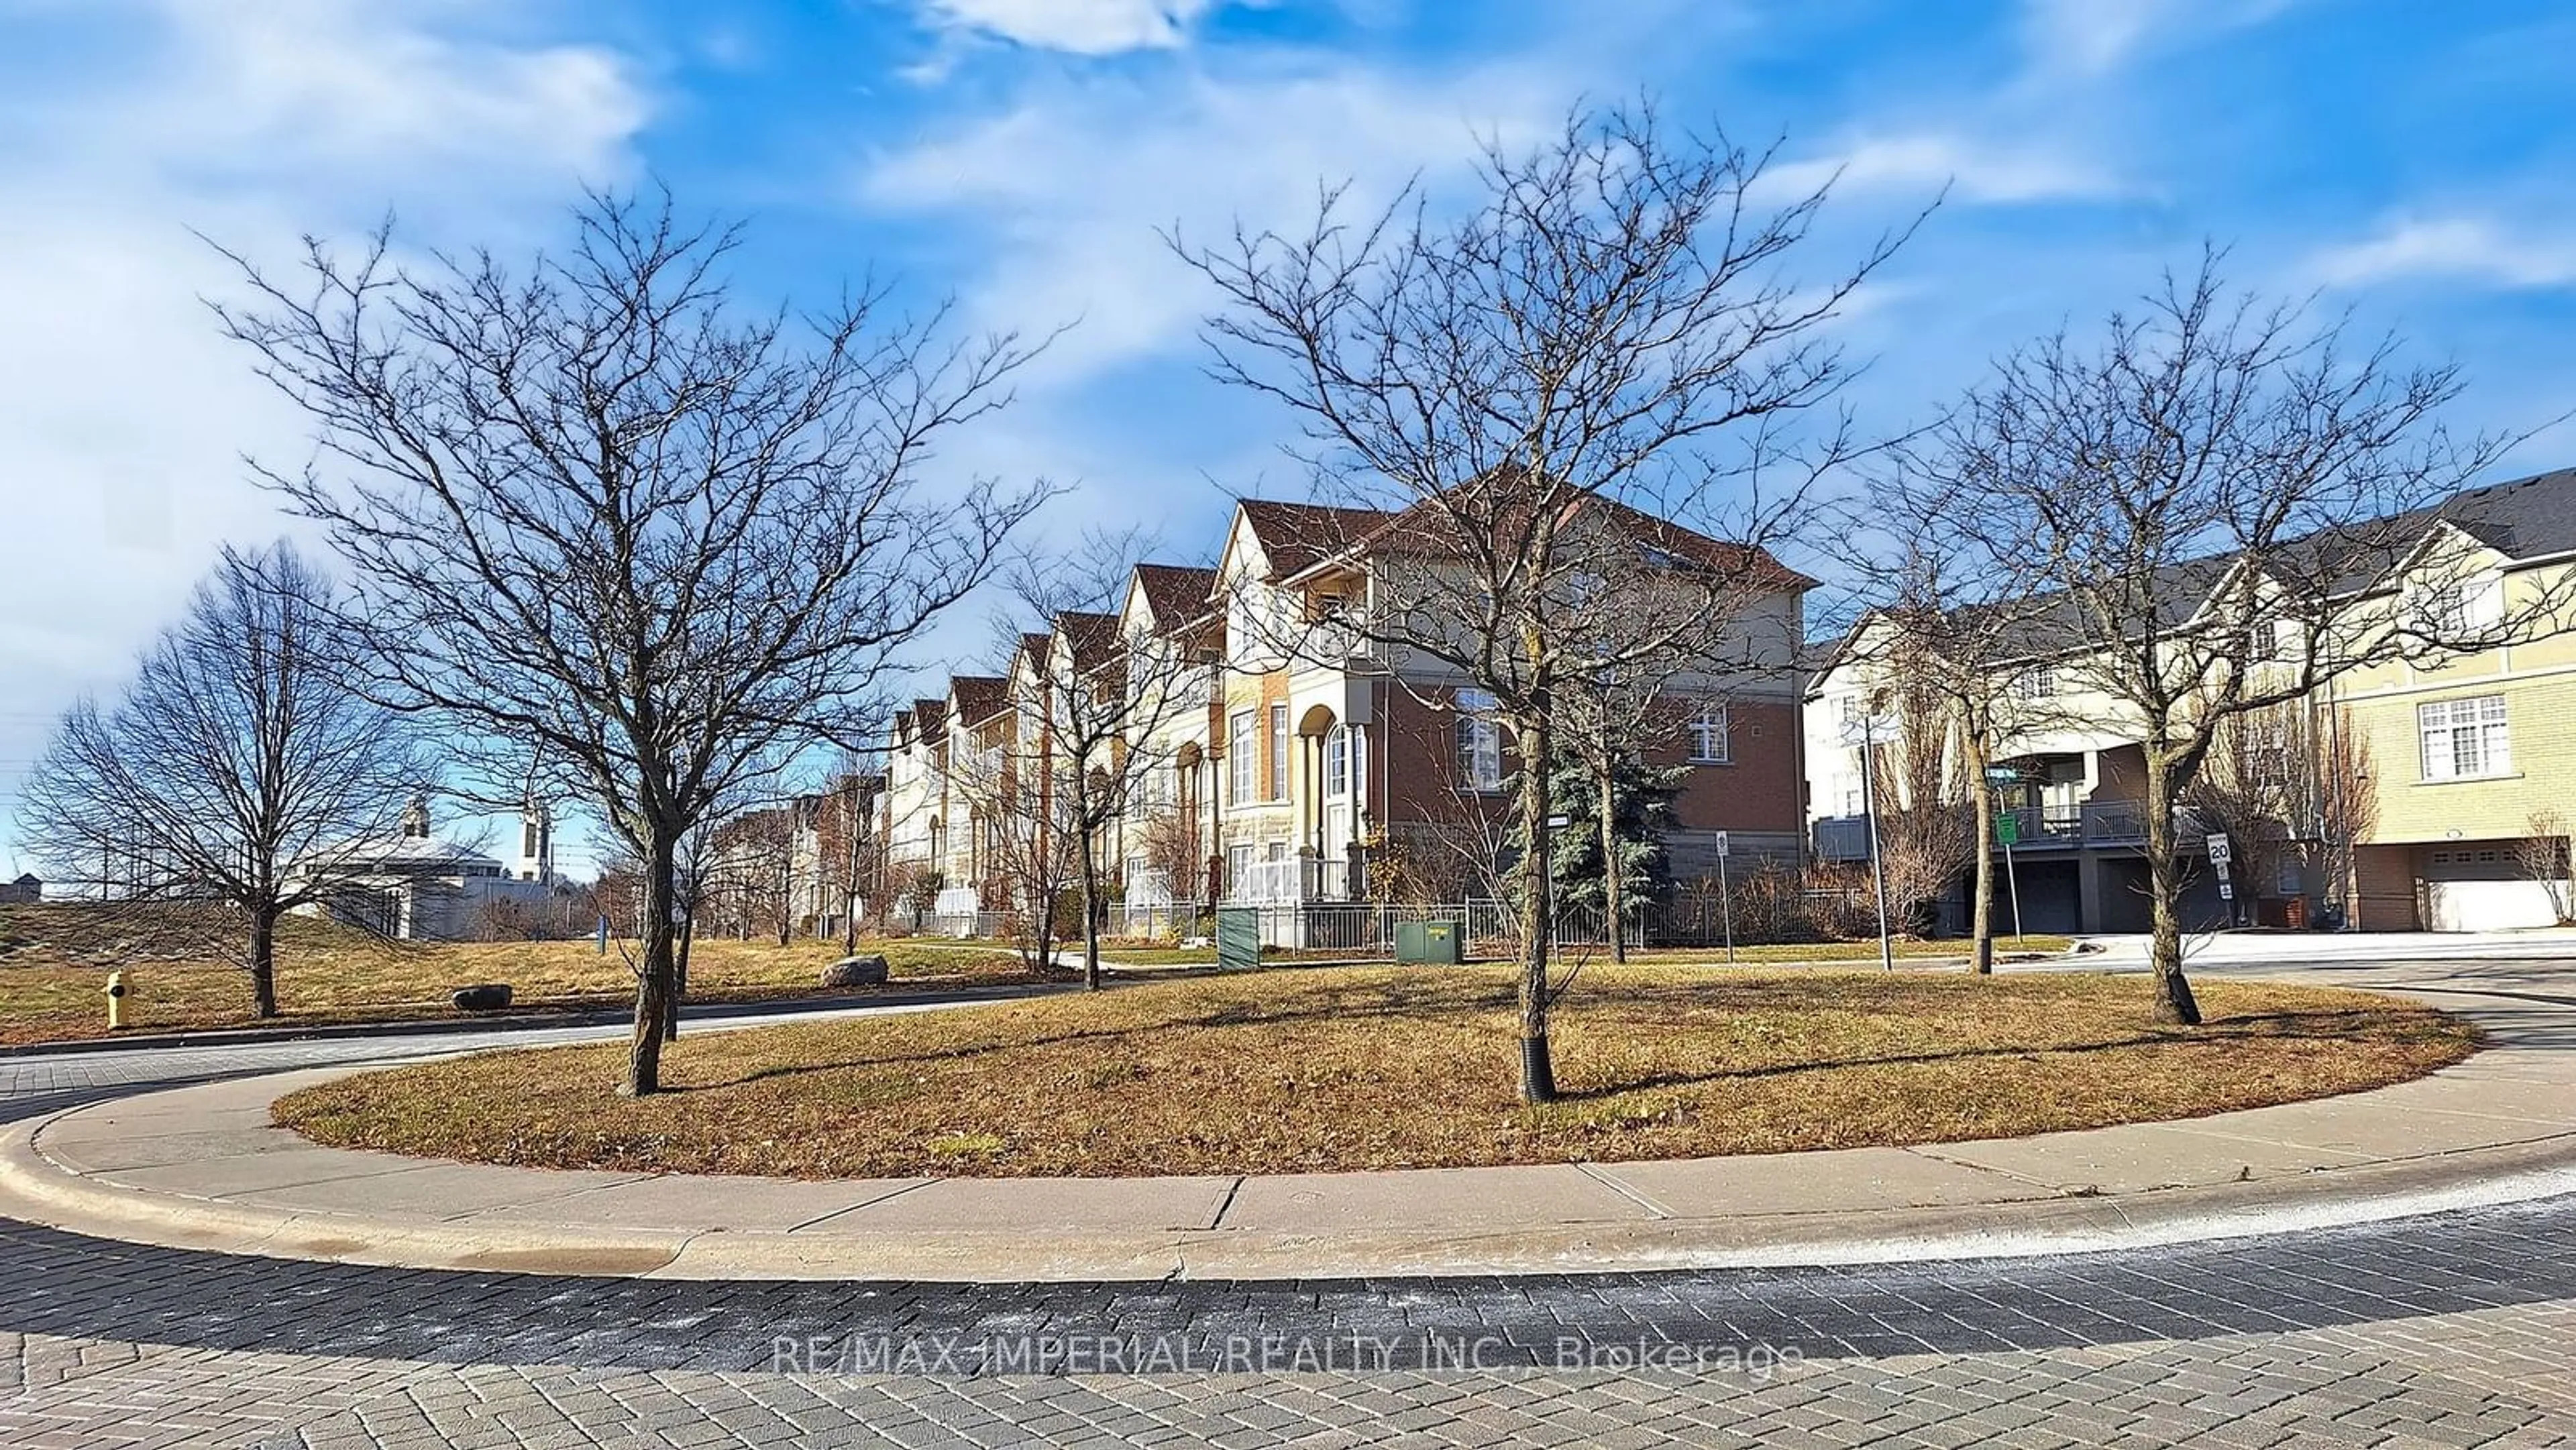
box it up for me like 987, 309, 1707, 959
0, 903, 1046, 1046
274, 964, 2474, 1178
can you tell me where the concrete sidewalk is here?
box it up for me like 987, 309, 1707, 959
3, 970, 2572, 1284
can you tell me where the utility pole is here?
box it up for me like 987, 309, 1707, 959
1847, 715, 1896, 973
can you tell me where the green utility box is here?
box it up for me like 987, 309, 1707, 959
1394, 919, 1463, 965
1215, 908, 1262, 971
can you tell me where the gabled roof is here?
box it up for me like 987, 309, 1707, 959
1053, 610, 1121, 665
1256, 471, 1817, 595
2433, 466, 2576, 558
949, 675, 1009, 729
1131, 563, 1218, 626
1236, 500, 1395, 579
1833, 465, 2576, 676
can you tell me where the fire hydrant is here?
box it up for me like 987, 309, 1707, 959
105, 971, 126, 1031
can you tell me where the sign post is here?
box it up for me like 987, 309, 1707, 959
1994, 810, 2026, 941
1985, 765, 2025, 944
2207, 832, 2236, 924
1840, 716, 1899, 974
1712, 831, 1734, 965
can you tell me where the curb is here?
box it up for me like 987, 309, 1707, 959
6, 1064, 2573, 1284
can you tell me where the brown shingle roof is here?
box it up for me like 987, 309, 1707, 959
1053, 610, 1121, 665
1238, 500, 1395, 578
1301, 470, 1817, 594
949, 675, 1009, 728
1132, 563, 1218, 626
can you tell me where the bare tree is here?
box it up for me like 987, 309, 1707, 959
816, 758, 883, 954
1828, 500, 2065, 972
945, 704, 1083, 975
16, 542, 428, 1017
2520, 809, 2574, 927
211, 192, 1048, 1093
998, 530, 1211, 989
1901, 252, 2546, 1023
2186, 702, 2325, 922
1177, 102, 1904, 1101
1865, 673, 1977, 936
705, 802, 800, 945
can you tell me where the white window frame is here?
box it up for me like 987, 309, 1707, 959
2015, 664, 2057, 700
1688, 701, 1731, 765
2418, 695, 2510, 782
1324, 724, 1349, 796
1227, 710, 1254, 803
1455, 688, 1503, 792
1268, 703, 1290, 801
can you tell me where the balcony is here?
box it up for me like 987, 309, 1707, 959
1812, 800, 2209, 862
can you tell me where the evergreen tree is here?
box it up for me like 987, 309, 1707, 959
1515, 748, 1686, 919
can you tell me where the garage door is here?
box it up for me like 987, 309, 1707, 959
2420, 844, 2566, 932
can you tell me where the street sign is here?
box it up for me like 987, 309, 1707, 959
1711, 830, 1730, 858
2206, 833, 2233, 868
1983, 766, 2022, 785
1994, 812, 2020, 846
2218, 883, 2235, 901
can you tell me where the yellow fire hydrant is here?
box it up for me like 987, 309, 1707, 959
105, 971, 126, 1030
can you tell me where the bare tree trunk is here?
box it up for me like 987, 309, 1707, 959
1968, 755, 1995, 975
627, 832, 679, 1093
1517, 706, 1558, 1103
1597, 756, 1627, 964
1077, 815, 1104, 992
2143, 749, 2202, 1025
666, 907, 694, 1044
248, 906, 280, 1019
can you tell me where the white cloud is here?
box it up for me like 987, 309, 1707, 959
0, 0, 649, 829
2021, 0, 2165, 73
918, 0, 1221, 56
2019, 0, 2304, 76
1758, 132, 2123, 205
2308, 216, 2576, 290
862, 61, 1562, 383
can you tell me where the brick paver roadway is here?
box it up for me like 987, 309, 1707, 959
1, 958, 2571, 1447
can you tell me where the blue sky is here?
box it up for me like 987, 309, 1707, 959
3, 0, 2573, 873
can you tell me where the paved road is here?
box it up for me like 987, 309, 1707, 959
0, 955, 2571, 1447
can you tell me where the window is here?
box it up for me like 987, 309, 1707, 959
1269, 704, 1290, 799
1455, 688, 1503, 791
2251, 615, 2296, 661
1324, 724, 1350, 796
1688, 702, 1731, 764
1228, 711, 1254, 803
2417, 574, 2501, 640
2014, 664, 2057, 700
2418, 695, 2510, 781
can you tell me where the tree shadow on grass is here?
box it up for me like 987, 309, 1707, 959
666, 975, 2443, 1098
1558, 1008, 2457, 1102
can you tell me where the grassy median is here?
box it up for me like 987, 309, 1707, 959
0, 903, 1044, 1045
274, 964, 2475, 1178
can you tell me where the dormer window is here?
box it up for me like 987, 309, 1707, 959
2416, 573, 2501, 641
